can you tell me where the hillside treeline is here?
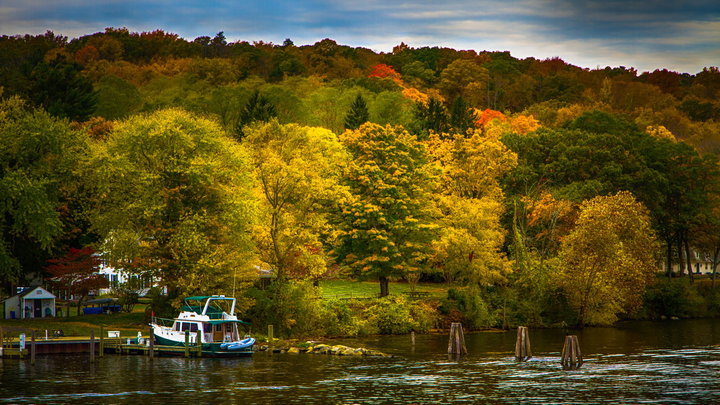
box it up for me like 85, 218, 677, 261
1, 28, 720, 334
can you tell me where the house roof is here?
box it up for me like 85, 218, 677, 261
3, 286, 56, 302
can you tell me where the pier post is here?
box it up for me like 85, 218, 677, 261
196, 329, 202, 358
447, 322, 467, 355
515, 326, 532, 362
99, 326, 104, 358
148, 326, 154, 359
31, 330, 36, 365
560, 335, 583, 370
268, 324, 274, 343
184, 330, 190, 358
90, 329, 95, 362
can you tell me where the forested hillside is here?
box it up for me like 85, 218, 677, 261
2, 28, 720, 334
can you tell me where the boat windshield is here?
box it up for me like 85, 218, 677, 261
182, 296, 236, 319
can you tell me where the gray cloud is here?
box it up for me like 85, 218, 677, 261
0, 0, 717, 73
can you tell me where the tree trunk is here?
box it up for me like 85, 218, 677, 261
666, 240, 673, 278
379, 276, 389, 297
677, 235, 685, 277
684, 236, 694, 282
713, 247, 719, 288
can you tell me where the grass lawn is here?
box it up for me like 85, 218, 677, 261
320, 279, 450, 300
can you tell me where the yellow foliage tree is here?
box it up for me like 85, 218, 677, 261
244, 120, 349, 281
558, 191, 659, 326
428, 131, 517, 284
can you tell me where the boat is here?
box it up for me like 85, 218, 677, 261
149, 295, 255, 356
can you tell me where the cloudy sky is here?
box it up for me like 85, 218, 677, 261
1, 0, 718, 74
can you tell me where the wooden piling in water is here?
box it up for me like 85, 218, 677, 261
30, 330, 36, 365
184, 330, 190, 358
447, 322, 467, 355
99, 326, 104, 358
515, 326, 532, 362
90, 330, 95, 362
268, 324, 274, 343
196, 329, 202, 357
148, 327, 154, 359
560, 335, 583, 370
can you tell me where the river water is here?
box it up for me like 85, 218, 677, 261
1, 319, 719, 404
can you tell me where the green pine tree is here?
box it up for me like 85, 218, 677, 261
344, 94, 369, 130
236, 90, 278, 140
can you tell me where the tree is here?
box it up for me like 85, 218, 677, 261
336, 123, 438, 297
45, 246, 107, 314
558, 191, 659, 326
244, 121, 348, 282
449, 96, 475, 134
29, 57, 97, 121
344, 94, 369, 130
0, 97, 87, 291
426, 131, 517, 284
438, 59, 489, 105
413, 98, 448, 135
236, 90, 277, 139
85, 108, 257, 298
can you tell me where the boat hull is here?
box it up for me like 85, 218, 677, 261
152, 330, 253, 357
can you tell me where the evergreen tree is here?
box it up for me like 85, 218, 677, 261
29, 57, 97, 121
236, 90, 277, 140
344, 94, 369, 130
449, 96, 475, 135
413, 98, 448, 136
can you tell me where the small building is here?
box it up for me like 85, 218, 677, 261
3, 286, 56, 319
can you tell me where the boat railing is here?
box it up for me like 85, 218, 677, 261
153, 317, 175, 328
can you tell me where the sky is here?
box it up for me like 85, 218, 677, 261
1, 0, 719, 74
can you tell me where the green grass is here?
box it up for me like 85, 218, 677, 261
320, 279, 450, 299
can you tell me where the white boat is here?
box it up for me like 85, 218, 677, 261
149, 295, 254, 356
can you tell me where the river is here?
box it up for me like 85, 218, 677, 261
1, 319, 719, 403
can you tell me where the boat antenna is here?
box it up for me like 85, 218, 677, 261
232, 266, 236, 298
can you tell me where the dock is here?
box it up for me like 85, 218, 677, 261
0, 328, 250, 359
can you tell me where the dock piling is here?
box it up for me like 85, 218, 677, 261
90, 329, 95, 362
148, 326, 154, 359
31, 330, 36, 365
184, 330, 190, 358
99, 326, 104, 358
515, 326, 532, 361
196, 329, 202, 357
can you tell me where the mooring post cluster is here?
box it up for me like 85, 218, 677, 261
560, 335, 583, 370
515, 326, 532, 362
447, 322, 467, 355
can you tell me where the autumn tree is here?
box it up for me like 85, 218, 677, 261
0, 97, 88, 291
426, 131, 517, 285
344, 94, 369, 130
244, 121, 348, 282
45, 246, 107, 313
336, 123, 438, 297
558, 191, 659, 326
85, 108, 257, 298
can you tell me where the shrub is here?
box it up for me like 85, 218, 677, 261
363, 296, 438, 335
441, 287, 496, 330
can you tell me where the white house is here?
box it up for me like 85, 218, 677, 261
3, 286, 56, 319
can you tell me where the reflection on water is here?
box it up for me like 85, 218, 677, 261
1, 319, 719, 403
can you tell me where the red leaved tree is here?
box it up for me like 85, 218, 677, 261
45, 247, 108, 315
